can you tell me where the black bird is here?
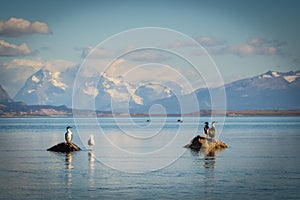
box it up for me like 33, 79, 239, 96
65, 126, 73, 144
204, 122, 209, 136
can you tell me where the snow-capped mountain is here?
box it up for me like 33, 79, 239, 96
14, 69, 180, 112
196, 70, 300, 110
79, 72, 181, 112
143, 70, 300, 113
14, 68, 71, 105
14, 69, 300, 112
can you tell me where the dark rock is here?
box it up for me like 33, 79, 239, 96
47, 142, 81, 153
185, 135, 227, 151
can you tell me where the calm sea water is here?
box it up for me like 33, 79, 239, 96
0, 116, 299, 199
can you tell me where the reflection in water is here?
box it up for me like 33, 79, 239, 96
66, 152, 73, 171
89, 150, 95, 171
65, 152, 73, 198
199, 148, 217, 195
88, 150, 95, 190
202, 149, 216, 169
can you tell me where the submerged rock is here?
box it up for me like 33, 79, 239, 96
47, 142, 81, 153
185, 135, 227, 151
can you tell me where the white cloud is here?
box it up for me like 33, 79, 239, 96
195, 36, 226, 46
199, 37, 287, 57
81, 46, 170, 63
1, 58, 43, 70
221, 43, 281, 56
222, 44, 256, 56
161, 36, 225, 49
0, 59, 42, 96
191, 36, 286, 57
247, 37, 265, 46
161, 40, 194, 49
0, 40, 31, 56
81, 46, 116, 58
44, 59, 77, 72
125, 50, 169, 62
0, 17, 51, 37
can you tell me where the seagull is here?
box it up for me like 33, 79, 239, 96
208, 121, 217, 138
65, 126, 73, 144
204, 122, 210, 136
88, 134, 95, 146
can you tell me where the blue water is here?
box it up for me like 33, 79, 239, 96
0, 116, 299, 199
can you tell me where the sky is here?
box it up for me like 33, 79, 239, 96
0, 0, 299, 97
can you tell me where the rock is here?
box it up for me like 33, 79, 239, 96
185, 135, 227, 151
47, 142, 81, 153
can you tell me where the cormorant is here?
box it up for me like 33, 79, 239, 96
204, 122, 209, 136
65, 126, 73, 144
208, 121, 217, 138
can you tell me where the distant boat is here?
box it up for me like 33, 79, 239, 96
177, 119, 183, 123
88, 135, 95, 146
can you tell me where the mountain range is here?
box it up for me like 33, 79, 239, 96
3, 69, 300, 114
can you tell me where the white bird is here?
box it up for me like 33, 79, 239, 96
208, 121, 217, 138
65, 126, 73, 144
88, 134, 95, 146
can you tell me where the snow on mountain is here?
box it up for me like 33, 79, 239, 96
99, 72, 143, 105
283, 75, 299, 83
93, 72, 179, 112
216, 70, 300, 110
149, 70, 300, 113
14, 68, 70, 105
14, 69, 300, 112
15, 67, 180, 112
259, 70, 300, 83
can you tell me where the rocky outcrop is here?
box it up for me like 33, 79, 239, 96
185, 135, 227, 151
47, 142, 81, 153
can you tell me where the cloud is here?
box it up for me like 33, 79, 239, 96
190, 36, 288, 59
3, 58, 43, 69
161, 40, 194, 49
125, 50, 170, 62
191, 37, 286, 57
0, 40, 31, 56
0, 17, 51, 37
81, 46, 169, 62
247, 37, 286, 47
44, 59, 77, 72
0, 59, 43, 96
81, 46, 116, 58
219, 37, 286, 56
195, 36, 226, 47
161, 36, 225, 49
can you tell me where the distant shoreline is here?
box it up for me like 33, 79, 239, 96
1, 109, 300, 117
